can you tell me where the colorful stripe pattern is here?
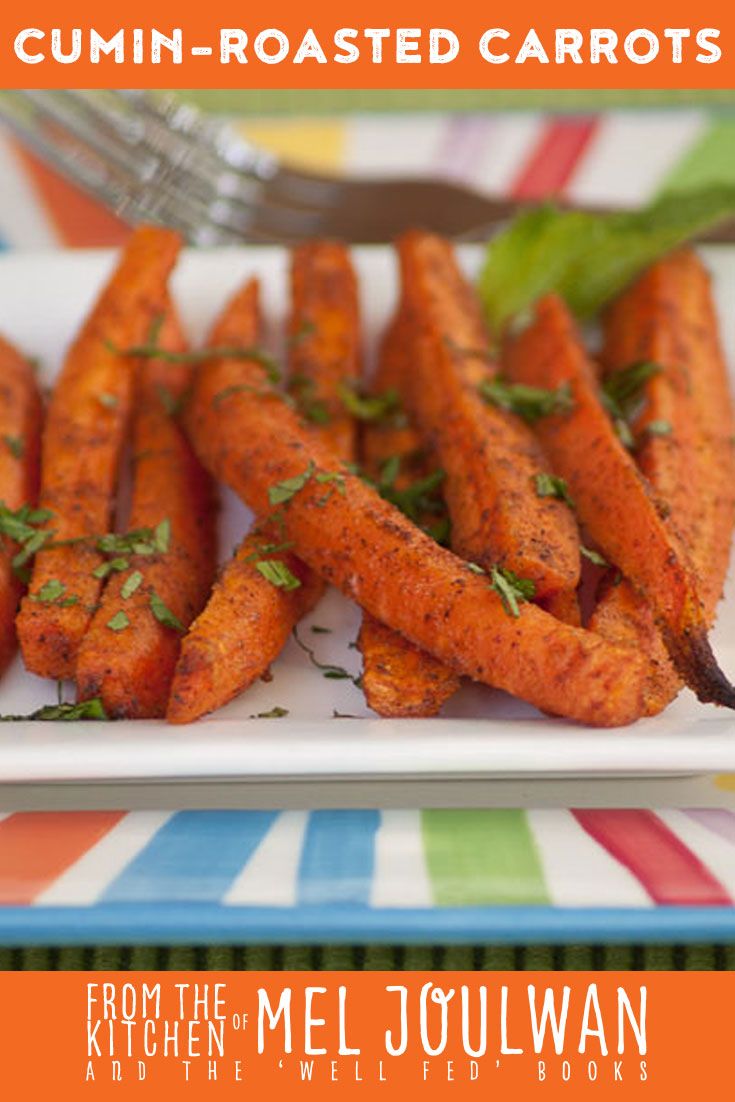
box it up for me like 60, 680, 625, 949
0, 107, 732, 248
0, 809, 733, 910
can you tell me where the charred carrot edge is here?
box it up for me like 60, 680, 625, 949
288, 240, 361, 458
182, 297, 647, 729
591, 250, 735, 713
503, 292, 735, 710
16, 226, 182, 680
75, 308, 217, 719
395, 230, 580, 601
0, 336, 43, 675
169, 244, 363, 724
358, 312, 460, 717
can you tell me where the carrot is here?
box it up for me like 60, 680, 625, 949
358, 313, 460, 717
503, 292, 735, 709
590, 250, 735, 713
0, 336, 43, 675
16, 226, 181, 679
75, 308, 217, 718
168, 244, 362, 724
289, 241, 361, 458
182, 309, 648, 728
395, 231, 580, 603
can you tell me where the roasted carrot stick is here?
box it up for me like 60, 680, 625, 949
75, 308, 217, 718
590, 250, 735, 713
0, 336, 43, 675
168, 243, 362, 724
16, 226, 181, 679
288, 241, 361, 457
395, 231, 580, 603
358, 313, 460, 717
503, 292, 735, 709
182, 307, 648, 728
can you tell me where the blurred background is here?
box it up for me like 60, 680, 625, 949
1, 89, 734, 249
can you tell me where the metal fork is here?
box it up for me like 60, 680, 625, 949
2, 89, 734, 246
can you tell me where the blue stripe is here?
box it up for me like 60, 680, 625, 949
7, 904, 735, 947
100, 811, 278, 903
297, 810, 380, 906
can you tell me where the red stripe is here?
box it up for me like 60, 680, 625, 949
573, 810, 731, 906
511, 117, 599, 200
0, 812, 125, 904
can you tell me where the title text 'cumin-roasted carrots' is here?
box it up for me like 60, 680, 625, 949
16, 226, 181, 680
0, 336, 43, 674
75, 308, 217, 718
183, 314, 648, 728
590, 250, 735, 713
503, 292, 735, 709
395, 230, 580, 605
358, 312, 460, 717
168, 243, 362, 724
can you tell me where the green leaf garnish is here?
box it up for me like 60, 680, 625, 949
489, 566, 536, 618
0, 698, 108, 722
29, 579, 78, 607
121, 570, 143, 599
338, 382, 404, 424
98, 392, 118, 410
149, 591, 184, 632
581, 545, 609, 568
479, 189, 735, 333
479, 377, 574, 424
268, 462, 315, 506
292, 626, 360, 684
92, 556, 129, 579
310, 625, 332, 634
534, 472, 575, 508
250, 706, 289, 719
107, 611, 130, 632
255, 559, 302, 591
3, 434, 24, 458
644, 419, 673, 439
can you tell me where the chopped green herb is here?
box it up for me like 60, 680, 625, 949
92, 556, 129, 579
479, 377, 574, 424
149, 591, 184, 632
644, 419, 673, 438
288, 319, 316, 346
212, 383, 272, 408
379, 455, 401, 489
98, 392, 118, 410
107, 610, 130, 632
0, 698, 108, 722
244, 540, 295, 561
121, 570, 143, 599
332, 709, 359, 719
315, 470, 347, 496
250, 706, 289, 719
378, 462, 446, 525
601, 361, 661, 423
0, 502, 55, 577
310, 625, 332, 634
338, 382, 404, 424
113, 335, 282, 384
3, 434, 24, 458
292, 626, 360, 684
534, 472, 575, 508
157, 385, 187, 417
268, 462, 315, 506
97, 518, 170, 558
30, 579, 78, 607
581, 546, 609, 568
466, 562, 485, 575
255, 559, 302, 592
489, 566, 536, 618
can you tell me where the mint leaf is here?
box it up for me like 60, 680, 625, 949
479, 188, 735, 333
149, 591, 184, 632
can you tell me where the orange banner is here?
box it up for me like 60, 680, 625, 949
0, 1, 733, 88
0, 971, 732, 1098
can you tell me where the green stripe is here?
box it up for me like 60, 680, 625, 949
421, 810, 549, 906
661, 120, 735, 193
177, 89, 735, 117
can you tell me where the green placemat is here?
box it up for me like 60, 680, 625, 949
2, 945, 734, 970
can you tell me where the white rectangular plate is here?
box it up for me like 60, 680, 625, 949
0, 244, 733, 784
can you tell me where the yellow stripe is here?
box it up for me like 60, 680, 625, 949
234, 119, 346, 172
714, 775, 735, 791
